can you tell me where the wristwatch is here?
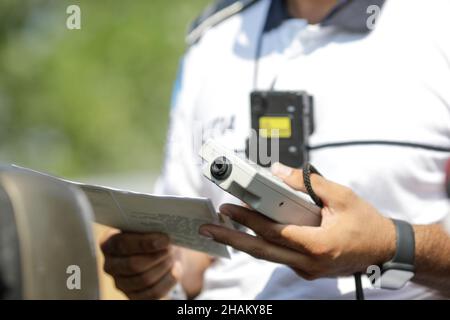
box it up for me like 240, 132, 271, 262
376, 219, 416, 290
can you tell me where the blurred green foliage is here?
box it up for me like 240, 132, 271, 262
0, 0, 208, 177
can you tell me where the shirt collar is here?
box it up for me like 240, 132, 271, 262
263, 0, 386, 33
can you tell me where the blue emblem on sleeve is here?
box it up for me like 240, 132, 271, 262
170, 59, 184, 110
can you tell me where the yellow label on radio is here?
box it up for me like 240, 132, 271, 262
259, 116, 292, 138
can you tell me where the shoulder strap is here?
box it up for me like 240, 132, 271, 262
186, 0, 261, 46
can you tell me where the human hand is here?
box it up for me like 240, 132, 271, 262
100, 231, 182, 299
199, 163, 396, 280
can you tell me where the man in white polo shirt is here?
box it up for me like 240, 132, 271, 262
101, 0, 450, 299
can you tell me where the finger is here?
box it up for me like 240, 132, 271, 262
271, 162, 319, 193
220, 203, 279, 230
114, 256, 174, 292
127, 263, 182, 300
219, 203, 287, 242
100, 228, 120, 246
241, 202, 251, 209
291, 267, 316, 281
199, 224, 313, 269
271, 162, 346, 206
101, 232, 170, 256
219, 204, 322, 254
104, 249, 170, 276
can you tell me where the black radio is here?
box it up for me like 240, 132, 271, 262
246, 91, 314, 168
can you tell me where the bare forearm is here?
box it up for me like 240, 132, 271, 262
178, 248, 213, 299
413, 224, 450, 295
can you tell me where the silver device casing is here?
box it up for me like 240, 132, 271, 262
200, 140, 321, 226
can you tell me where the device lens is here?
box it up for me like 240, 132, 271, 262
210, 157, 232, 180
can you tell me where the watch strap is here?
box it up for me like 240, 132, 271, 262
388, 219, 415, 266
379, 219, 416, 289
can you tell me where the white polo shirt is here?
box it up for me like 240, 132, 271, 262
155, 0, 450, 299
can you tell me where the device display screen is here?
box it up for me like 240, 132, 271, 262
258, 116, 293, 138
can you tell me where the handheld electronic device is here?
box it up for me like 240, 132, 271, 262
246, 91, 314, 168
200, 140, 321, 226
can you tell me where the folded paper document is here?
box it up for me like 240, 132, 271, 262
12, 165, 232, 258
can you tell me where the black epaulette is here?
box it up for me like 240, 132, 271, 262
186, 0, 261, 46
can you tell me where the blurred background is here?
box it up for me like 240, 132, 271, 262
0, 0, 209, 299
0, 0, 208, 179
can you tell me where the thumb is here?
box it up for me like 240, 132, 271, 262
270, 162, 336, 204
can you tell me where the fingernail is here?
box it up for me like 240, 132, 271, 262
271, 162, 292, 178
199, 227, 214, 239
219, 205, 232, 217
172, 261, 183, 278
